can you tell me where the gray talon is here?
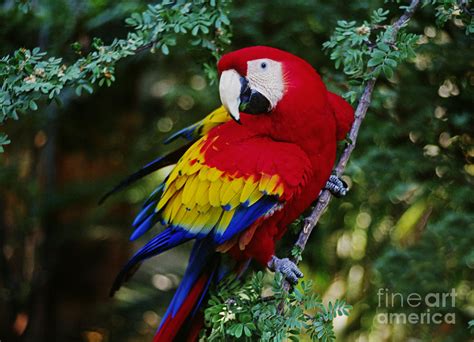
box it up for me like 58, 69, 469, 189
325, 174, 348, 197
267, 256, 303, 284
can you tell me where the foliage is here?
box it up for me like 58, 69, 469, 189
323, 7, 419, 103
0, 0, 231, 151
323, 0, 473, 103
204, 272, 351, 341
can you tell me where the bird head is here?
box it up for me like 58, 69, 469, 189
217, 46, 327, 125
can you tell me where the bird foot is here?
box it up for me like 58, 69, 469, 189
267, 256, 303, 284
325, 174, 348, 197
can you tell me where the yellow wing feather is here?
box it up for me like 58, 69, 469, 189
174, 175, 187, 190
195, 180, 211, 206
240, 176, 258, 203
207, 167, 224, 182
220, 181, 238, 205
258, 173, 272, 192
209, 180, 222, 207
198, 167, 209, 181
182, 174, 199, 208
169, 191, 183, 221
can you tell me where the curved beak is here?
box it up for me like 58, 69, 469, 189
219, 69, 243, 123
219, 69, 271, 124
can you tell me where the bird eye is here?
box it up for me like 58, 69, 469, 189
260, 62, 267, 69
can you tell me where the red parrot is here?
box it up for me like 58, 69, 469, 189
103, 46, 354, 341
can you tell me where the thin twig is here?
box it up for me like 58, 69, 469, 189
135, 41, 156, 54
283, 0, 421, 292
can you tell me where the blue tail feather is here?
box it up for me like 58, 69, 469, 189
110, 228, 191, 296
159, 239, 218, 326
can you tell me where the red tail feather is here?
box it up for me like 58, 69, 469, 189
153, 273, 209, 342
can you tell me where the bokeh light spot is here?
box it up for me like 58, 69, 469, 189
423, 144, 440, 157
143, 310, 160, 328
150, 79, 175, 98
34, 130, 47, 148
190, 75, 206, 90
152, 273, 173, 291
177, 95, 195, 110
83, 330, 104, 342
157, 117, 174, 133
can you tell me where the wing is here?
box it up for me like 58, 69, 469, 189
164, 106, 231, 144
134, 126, 313, 244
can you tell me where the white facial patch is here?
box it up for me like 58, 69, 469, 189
246, 59, 285, 110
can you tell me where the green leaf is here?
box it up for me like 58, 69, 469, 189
243, 325, 251, 337
371, 50, 386, 59
161, 44, 169, 55
382, 64, 394, 78
378, 42, 390, 52
29, 100, 38, 111
368, 57, 383, 67
235, 323, 243, 338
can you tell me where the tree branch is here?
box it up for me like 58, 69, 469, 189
284, 0, 421, 291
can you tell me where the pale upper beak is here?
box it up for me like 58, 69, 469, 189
219, 68, 272, 124
219, 69, 242, 123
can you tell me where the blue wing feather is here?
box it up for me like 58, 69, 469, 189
129, 183, 165, 241
132, 201, 156, 227
130, 213, 160, 241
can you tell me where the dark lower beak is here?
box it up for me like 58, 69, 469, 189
238, 77, 271, 115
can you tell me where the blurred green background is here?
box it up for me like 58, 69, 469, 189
0, 0, 473, 341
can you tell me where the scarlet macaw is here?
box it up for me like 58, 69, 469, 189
103, 46, 354, 341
